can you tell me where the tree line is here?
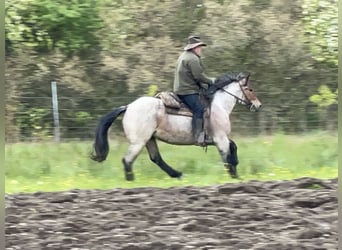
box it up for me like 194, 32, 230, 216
5, 0, 337, 142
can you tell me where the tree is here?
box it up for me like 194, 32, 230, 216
5, 0, 105, 141
302, 0, 338, 129
5, 0, 338, 141
302, 0, 337, 66
6, 0, 103, 57
310, 85, 338, 108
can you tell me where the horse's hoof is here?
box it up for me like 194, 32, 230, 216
125, 172, 135, 181
230, 174, 239, 179
225, 164, 239, 179
172, 172, 183, 179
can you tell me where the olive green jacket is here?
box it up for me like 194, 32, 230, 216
173, 51, 214, 95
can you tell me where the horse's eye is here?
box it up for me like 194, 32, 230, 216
249, 88, 253, 92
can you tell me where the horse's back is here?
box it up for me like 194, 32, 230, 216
127, 96, 162, 112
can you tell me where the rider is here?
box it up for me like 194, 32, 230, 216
173, 35, 215, 146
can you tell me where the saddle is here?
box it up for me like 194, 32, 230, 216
155, 91, 194, 117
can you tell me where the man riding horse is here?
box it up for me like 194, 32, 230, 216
173, 35, 215, 146
91, 35, 262, 181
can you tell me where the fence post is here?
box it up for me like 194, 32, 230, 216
51, 81, 60, 142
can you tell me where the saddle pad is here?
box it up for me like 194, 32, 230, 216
155, 91, 193, 117
155, 91, 182, 108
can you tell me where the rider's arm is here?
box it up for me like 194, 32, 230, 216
188, 58, 214, 88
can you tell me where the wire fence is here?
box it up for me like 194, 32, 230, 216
6, 91, 338, 143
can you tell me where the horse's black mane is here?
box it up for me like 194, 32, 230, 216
204, 72, 249, 99
214, 72, 249, 89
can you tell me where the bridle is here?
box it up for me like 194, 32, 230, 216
218, 81, 252, 108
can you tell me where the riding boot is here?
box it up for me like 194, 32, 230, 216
193, 118, 205, 146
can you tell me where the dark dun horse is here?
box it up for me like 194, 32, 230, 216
91, 73, 262, 181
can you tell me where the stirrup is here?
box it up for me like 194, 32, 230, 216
196, 132, 214, 147
194, 132, 205, 146
204, 135, 214, 144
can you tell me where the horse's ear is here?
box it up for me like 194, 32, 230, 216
239, 73, 250, 86
245, 74, 250, 84
237, 72, 250, 85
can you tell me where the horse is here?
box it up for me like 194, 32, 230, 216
91, 72, 262, 181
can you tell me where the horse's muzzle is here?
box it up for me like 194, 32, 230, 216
249, 104, 261, 112
249, 102, 262, 112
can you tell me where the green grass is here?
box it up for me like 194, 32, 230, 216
5, 132, 338, 194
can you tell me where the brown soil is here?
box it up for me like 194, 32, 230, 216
5, 177, 337, 250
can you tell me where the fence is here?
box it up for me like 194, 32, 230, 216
6, 88, 338, 143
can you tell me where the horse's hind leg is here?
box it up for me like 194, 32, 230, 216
122, 143, 145, 181
146, 138, 182, 178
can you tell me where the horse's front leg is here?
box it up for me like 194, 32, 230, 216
226, 139, 239, 178
215, 136, 239, 178
122, 158, 134, 181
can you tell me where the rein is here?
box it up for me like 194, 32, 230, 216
218, 85, 251, 107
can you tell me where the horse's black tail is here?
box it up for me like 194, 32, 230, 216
91, 105, 127, 162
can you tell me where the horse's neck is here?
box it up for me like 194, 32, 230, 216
210, 84, 238, 114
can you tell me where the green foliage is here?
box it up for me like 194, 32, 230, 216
15, 108, 52, 140
167, 0, 206, 41
72, 111, 92, 127
302, 0, 338, 65
5, 133, 338, 193
147, 84, 159, 96
5, 0, 103, 56
309, 85, 338, 108
5, 0, 338, 141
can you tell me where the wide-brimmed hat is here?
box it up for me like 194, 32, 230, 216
184, 35, 207, 51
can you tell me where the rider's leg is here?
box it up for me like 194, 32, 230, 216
178, 94, 205, 145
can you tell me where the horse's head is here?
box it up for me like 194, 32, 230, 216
209, 72, 262, 111
234, 73, 262, 112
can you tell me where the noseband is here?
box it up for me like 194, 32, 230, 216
219, 83, 252, 108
